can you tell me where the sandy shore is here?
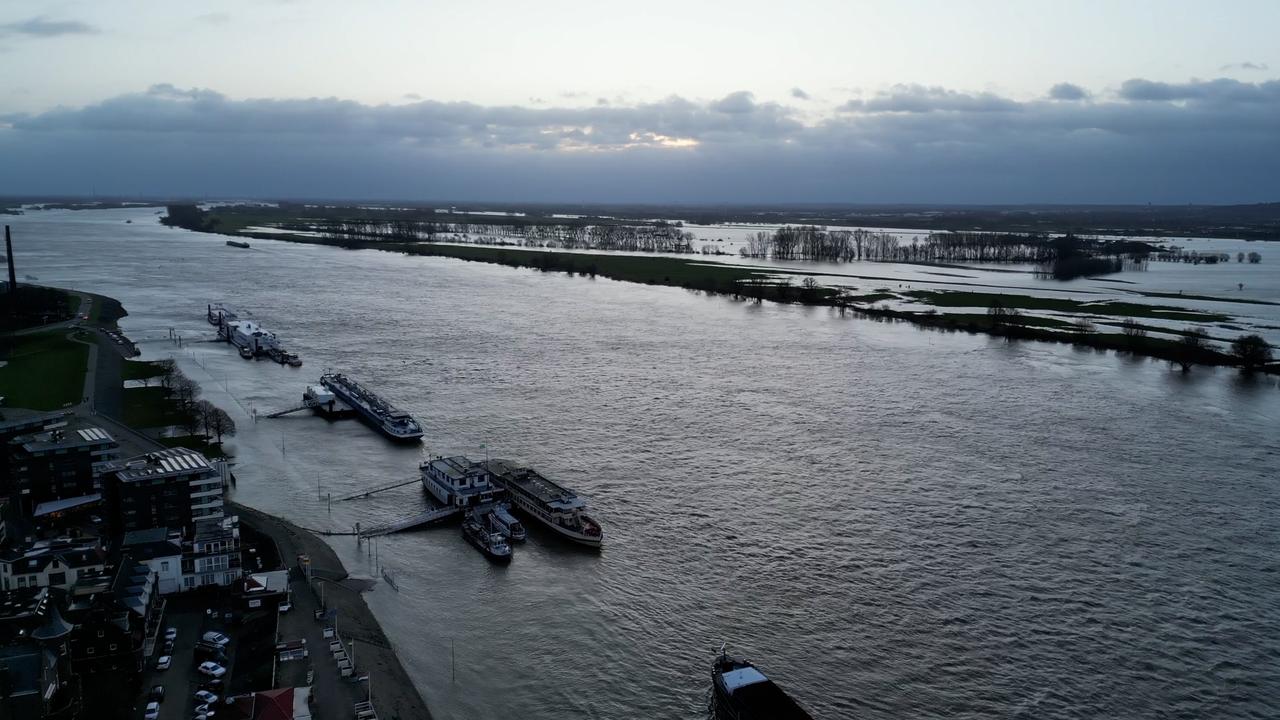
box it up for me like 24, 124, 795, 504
230, 502, 434, 720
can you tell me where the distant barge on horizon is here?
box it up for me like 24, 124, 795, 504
226, 239, 251, 249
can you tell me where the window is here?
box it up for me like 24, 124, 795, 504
109, 644, 117, 651
161, 561, 169, 572
98, 630, 104, 638
17, 577, 25, 587
48, 572, 66, 586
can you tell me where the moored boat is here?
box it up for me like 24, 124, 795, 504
420, 456, 503, 508
484, 459, 603, 547
462, 513, 512, 563
711, 646, 813, 720
320, 372, 423, 442
488, 503, 527, 542
238, 345, 254, 359
226, 240, 251, 249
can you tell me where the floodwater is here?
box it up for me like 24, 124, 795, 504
12, 207, 1280, 719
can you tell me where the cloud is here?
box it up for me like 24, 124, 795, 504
709, 91, 757, 114
195, 12, 232, 25
839, 84, 1020, 113
403, 93, 422, 101
1220, 61, 1269, 72
1048, 82, 1089, 101
0, 16, 97, 37
790, 87, 810, 101
3, 77, 1279, 203
1118, 77, 1280, 104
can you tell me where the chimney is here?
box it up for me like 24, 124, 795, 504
5, 226, 15, 296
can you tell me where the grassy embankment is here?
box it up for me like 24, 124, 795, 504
184, 207, 1272, 371
0, 328, 90, 409
120, 359, 227, 457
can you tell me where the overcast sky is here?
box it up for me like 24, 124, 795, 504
2, 0, 1279, 204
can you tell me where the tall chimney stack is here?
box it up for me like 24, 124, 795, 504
5, 226, 15, 296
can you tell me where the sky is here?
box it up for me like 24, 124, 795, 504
1, 0, 1279, 204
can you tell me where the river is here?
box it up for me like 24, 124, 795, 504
11, 207, 1280, 718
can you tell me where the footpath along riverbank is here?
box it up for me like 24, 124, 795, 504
231, 502, 433, 720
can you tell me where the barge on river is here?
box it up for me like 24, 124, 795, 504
207, 304, 301, 365
320, 372, 423, 442
484, 459, 603, 548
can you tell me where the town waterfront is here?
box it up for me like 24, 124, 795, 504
13, 207, 1280, 718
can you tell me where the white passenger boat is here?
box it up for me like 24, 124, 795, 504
484, 460, 603, 548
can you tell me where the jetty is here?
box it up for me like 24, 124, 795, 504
333, 478, 420, 502
358, 506, 459, 538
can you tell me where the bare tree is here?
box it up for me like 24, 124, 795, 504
1174, 327, 1211, 372
172, 376, 201, 410
207, 406, 237, 444
156, 359, 178, 390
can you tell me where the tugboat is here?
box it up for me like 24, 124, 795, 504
711, 645, 813, 720
238, 345, 254, 360
461, 512, 512, 563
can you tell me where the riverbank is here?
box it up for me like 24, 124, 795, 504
183, 217, 1279, 374
230, 503, 433, 720
1, 285, 433, 720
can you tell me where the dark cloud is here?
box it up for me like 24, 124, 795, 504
1221, 61, 1269, 72
1, 16, 97, 37
3, 77, 1279, 203
839, 84, 1020, 113
1118, 77, 1280, 104
790, 87, 810, 100
1048, 82, 1089, 101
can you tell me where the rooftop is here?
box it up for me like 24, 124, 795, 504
13, 425, 116, 454
111, 447, 215, 482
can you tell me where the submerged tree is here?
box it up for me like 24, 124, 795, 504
1230, 334, 1273, 372
1174, 327, 1211, 372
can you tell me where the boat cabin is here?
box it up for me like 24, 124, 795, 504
422, 456, 502, 507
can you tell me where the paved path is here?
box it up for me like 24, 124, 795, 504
233, 503, 433, 720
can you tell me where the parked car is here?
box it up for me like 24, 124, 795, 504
144, 701, 160, 720
194, 690, 219, 705
197, 661, 226, 678
194, 644, 227, 663
194, 704, 216, 720
278, 602, 292, 613
202, 631, 230, 646
156, 655, 172, 670
162, 639, 175, 655
164, 627, 178, 641
149, 685, 165, 702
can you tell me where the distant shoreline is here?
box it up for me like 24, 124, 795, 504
169, 216, 1279, 376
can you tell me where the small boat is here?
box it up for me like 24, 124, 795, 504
711, 646, 813, 720
226, 240, 251, 249
461, 514, 512, 563
284, 353, 303, 367
125, 219, 133, 224
488, 503, 527, 542
238, 346, 254, 360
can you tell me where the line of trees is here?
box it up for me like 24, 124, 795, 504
149, 359, 237, 444
318, 219, 695, 253
737, 227, 1152, 273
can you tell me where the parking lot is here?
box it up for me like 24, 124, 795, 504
139, 593, 240, 720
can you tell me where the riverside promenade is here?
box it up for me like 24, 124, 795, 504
232, 502, 433, 720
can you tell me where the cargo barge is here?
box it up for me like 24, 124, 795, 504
320, 372, 423, 442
